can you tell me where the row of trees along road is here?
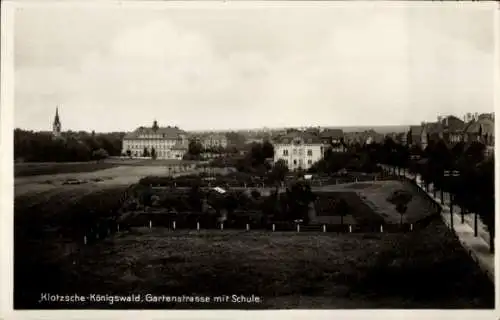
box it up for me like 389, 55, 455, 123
378, 137, 494, 253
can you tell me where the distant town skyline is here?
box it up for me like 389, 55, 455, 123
13, 2, 496, 132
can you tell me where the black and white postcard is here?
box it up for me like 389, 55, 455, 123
1, 0, 498, 319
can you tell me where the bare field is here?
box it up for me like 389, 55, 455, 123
14, 165, 202, 197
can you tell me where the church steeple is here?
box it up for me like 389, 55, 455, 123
52, 106, 61, 137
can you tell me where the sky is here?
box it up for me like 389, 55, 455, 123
12, 2, 497, 132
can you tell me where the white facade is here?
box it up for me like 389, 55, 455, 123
273, 139, 323, 170
202, 134, 228, 149
122, 138, 187, 159
122, 124, 188, 159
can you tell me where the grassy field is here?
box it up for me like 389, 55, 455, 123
14, 162, 121, 177
313, 192, 385, 225
14, 159, 203, 177
17, 223, 494, 309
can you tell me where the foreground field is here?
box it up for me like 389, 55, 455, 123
16, 226, 494, 309
14, 176, 494, 309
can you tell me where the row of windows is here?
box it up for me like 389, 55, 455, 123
123, 144, 179, 149
280, 159, 313, 166
282, 149, 315, 156
128, 150, 183, 157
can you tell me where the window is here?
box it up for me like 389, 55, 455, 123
293, 149, 298, 155
308, 160, 312, 165
283, 149, 289, 156
307, 149, 312, 156
293, 160, 297, 165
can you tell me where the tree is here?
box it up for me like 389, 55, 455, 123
151, 147, 157, 160
188, 184, 204, 213
262, 140, 275, 159
188, 140, 203, 157
395, 203, 408, 225
387, 190, 413, 225
285, 181, 316, 224
143, 147, 150, 157
472, 157, 494, 252
336, 198, 349, 226
92, 148, 109, 161
269, 159, 289, 192
126, 149, 132, 157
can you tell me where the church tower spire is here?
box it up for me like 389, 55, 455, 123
52, 106, 61, 137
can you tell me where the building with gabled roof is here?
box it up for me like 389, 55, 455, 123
121, 120, 188, 159
273, 131, 324, 171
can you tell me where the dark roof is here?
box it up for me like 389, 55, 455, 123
124, 126, 186, 139
464, 118, 494, 135
409, 125, 423, 136
276, 131, 322, 144
320, 129, 344, 139
423, 122, 443, 134
440, 116, 465, 133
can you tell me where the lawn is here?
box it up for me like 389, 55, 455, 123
313, 192, 385, 226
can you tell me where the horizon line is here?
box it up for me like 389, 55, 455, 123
14, 123, 416, 134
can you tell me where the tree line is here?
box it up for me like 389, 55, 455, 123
14, 129, 124, 162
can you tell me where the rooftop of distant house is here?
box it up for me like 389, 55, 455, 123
275, 131, 322, 144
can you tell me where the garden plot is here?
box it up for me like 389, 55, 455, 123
360, 180, 439, 224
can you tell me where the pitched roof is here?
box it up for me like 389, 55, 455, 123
276, 131, 322, 144
124, 126, 186, 139
464, 118, 495, 136
320, 129, 344, 139
440, 115, 465, 133
423, 122, 443, 134
409, 125, 423, 136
